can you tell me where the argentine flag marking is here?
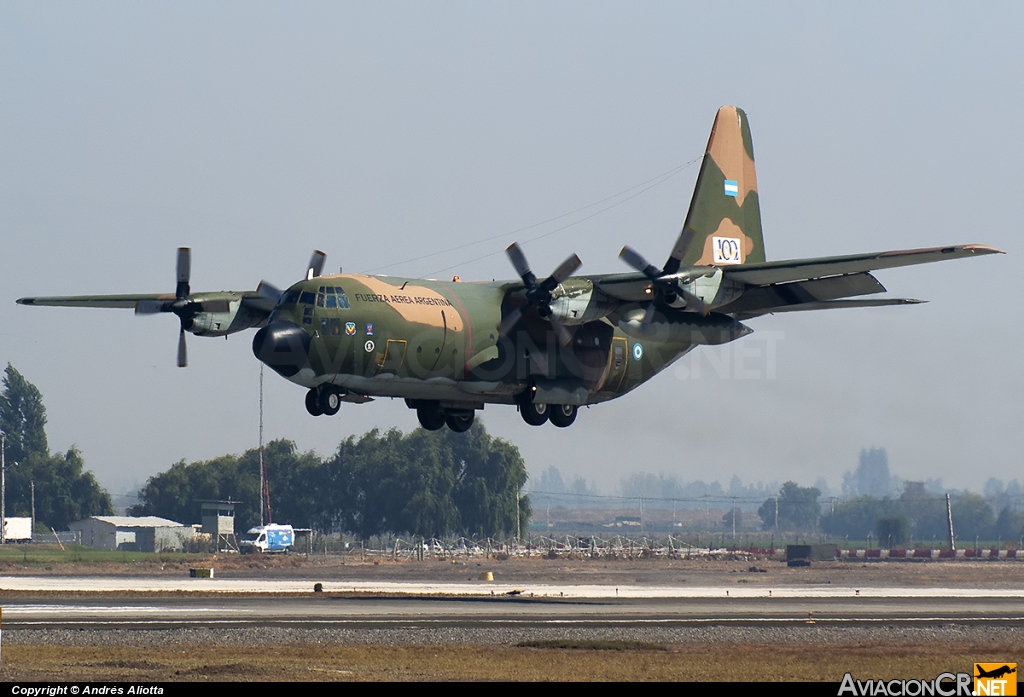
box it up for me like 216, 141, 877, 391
723, 180, 739, 197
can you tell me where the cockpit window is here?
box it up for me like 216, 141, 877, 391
314, 286, 351, 310
277, 289, 301, 308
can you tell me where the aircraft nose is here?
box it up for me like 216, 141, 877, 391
252, 320, 311, 378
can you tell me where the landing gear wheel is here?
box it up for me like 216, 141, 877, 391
305, 389, 323, 417
417, 404, 446, 431
549, 404, 577, 428
520, 400, 549, 426
445, 410, 475, 433
319, 388, 341, 416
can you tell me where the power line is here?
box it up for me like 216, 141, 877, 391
363, 158, 700, 276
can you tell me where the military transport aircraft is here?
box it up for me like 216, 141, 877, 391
17, 106, 1002, 432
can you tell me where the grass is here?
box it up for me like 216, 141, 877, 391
0, 544, 213, 566
4, 642, 1021, 682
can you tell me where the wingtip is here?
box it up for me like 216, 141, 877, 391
963, 244, 1005, 255
16, 298, 33, 305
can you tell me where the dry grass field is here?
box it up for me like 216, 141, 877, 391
3, 642, 1018, 682
1, 551, 1022, 681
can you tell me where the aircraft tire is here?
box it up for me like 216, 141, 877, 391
445, 410, 475, 433
417, 405, 446, 431
305, 389, 324, 417
520, 401, 549, 426
549, 404, 577, 428
320, 388, 341, 416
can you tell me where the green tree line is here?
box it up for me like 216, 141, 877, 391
0, 364, 113, 529
757, 480, 1024, 545
130, 425, 531, 538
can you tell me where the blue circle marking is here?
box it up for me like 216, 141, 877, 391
632, 342, 643, 361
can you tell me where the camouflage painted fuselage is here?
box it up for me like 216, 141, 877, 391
261, 273, 748, 409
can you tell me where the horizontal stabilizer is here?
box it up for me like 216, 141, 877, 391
723, 244, 1003, 286
717, 272, 886, 316
736, 297, 925, 319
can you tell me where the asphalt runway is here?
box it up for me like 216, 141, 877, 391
2, 577, 1023, 630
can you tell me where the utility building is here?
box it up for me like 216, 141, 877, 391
200, 500, 240, 551
70, 516, 193, 552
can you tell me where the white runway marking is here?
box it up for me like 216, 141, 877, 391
2, 576, 1023, 598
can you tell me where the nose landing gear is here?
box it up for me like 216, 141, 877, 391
305, 386, 341, 417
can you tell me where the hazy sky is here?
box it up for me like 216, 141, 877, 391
2, 3, 1021, 500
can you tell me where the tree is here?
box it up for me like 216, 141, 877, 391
0, 364, 48, 465
758, 482, 821, 531
842, 448, 897, 498
130, 439, 321, 531
722, 507, 741, 531
0, 365, 112, 528
135, 423, 532, 539
950, 493, 994, 542
876, 516, 909, 547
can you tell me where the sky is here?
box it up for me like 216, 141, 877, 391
1, 2, 1021, 501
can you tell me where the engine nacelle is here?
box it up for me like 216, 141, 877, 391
186, 300, 265, 337
548, 279, 614, 326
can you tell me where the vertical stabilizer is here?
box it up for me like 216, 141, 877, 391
667, 106, 765, 272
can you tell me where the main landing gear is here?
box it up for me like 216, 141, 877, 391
305, 386, 341, 417
409, 400, 477, 433
518, 399, 578, 428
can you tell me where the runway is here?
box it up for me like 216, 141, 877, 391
2, 577, 1023, 629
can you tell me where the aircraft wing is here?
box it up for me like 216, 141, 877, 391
17, 293, 174, 309
17, 290, 272, 314
720, 244, 1003, 286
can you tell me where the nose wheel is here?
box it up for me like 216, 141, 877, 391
305, 386, 341, 417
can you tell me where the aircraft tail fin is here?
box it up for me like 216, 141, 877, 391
667, 106, 766, 272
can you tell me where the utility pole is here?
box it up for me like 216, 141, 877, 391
515, 489, 520, 543
259, 364, 265, 526
1, 433, 5, 544
946, 493, 956, 551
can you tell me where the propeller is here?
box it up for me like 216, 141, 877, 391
619, 228, 709, 332
498, 243, 581, 345
134, 248, 230, 367
254, 249, 327, 307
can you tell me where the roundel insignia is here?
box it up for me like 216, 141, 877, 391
364, 340, 375, 353
632, 342, 643, 361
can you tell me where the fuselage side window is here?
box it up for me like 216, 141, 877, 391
300, 291, 315, 305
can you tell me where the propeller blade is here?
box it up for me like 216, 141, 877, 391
196, 299, 231, 313
549, 316, 573, 346
176, 247, 191, 298
678, 287, 709, 315
665, 227, 696, 273
497, 307, 523, 337
135, 300, 167, 315
505, 243, 535, 286
639, 301, 657, 335
307, 250, 326, 280
177, 327, 188, 368
547, 253, 582, 286
257, 280, 284, 304
619, 246, 661, 279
